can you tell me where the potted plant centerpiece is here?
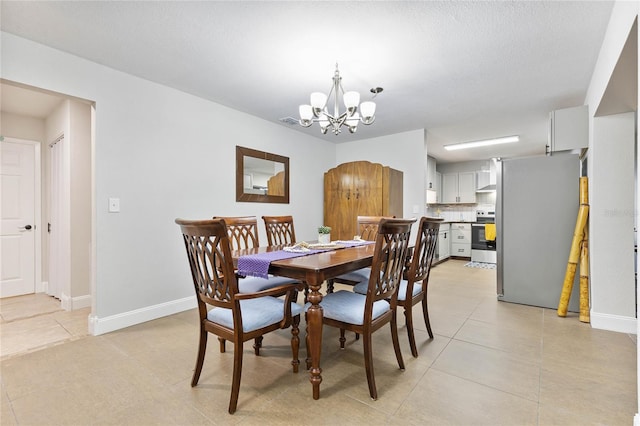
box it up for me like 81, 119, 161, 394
317, 225, 331, 244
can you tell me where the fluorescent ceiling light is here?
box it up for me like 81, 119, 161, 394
444, 135, 520, 151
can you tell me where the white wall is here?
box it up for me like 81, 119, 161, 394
590, 112, 636, 328
584, 1, 638, 334
335, 129, 425, 232
1, 32, 336, 334
1, 111, 45, 141
69, 101, 92, 302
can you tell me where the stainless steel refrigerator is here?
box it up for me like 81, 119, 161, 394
497, 153, 581, 311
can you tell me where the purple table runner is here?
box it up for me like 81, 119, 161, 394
237, 240, 374, 279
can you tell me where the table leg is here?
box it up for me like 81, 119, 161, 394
306, 279, 323, 399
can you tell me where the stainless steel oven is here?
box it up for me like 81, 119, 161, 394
471, 210, 496, 263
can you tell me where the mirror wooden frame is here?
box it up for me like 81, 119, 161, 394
236, 145, 290, 203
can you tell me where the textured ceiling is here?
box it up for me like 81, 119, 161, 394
0, 1, 615, 163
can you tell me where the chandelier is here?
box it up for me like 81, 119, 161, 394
298, 64, 378, 135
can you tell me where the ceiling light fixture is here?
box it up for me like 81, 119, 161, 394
299, 64, 376, 135
444, 135, 520, 151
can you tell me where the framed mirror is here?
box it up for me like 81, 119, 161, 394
236, 146, 290, 203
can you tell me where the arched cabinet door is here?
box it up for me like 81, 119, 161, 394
323, 161, 403, 242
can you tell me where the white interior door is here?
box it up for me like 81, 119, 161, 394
1, 140, 36, 298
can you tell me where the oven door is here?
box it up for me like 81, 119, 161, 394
471, 223, 496, 251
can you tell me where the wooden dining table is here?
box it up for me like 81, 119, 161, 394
232, 242, 377, 400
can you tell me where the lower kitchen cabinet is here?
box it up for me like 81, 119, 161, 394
451, 223, 471, 258
434, 223, 450, 263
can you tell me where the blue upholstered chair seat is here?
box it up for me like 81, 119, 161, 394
354, 279, 421, 302
208, 297, 303, 332
306, 290, 390, 325
237, 275, 299, 293
334, 267, 371, 283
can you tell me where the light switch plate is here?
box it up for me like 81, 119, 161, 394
108, 197, 120, 213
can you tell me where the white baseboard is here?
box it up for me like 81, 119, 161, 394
37, 280, 46, 293
60, 292, 71, 310
634, 413, 639, 426
88, 296, 196, 336
71, 294, 91, 310
590, 310, 637, 334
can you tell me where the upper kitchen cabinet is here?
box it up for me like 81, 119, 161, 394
427, 156, 437, 191
442, 172, 476, 203
549, 105, 588, 153
426, 156, 440, 204
324, 161, 403, 241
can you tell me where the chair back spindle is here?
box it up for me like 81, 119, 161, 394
356, 215, 395, 241
366, 218, 415, 306
213, 216, 260, 250
262, 215, 296, 246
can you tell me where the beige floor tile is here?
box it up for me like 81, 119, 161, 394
0, 386, 17, 426
1, 337, 129, 401
0, 259, 636, 425
454, 318, 543, 362
0, 293, 61, 322
51, 307, 91, 336
255, 375, 394, 425
92, 393, 216, 425
432, 339, 541, 401
394, 368, 539, 425
0, 314, 72, 358
542, 322, 636, 381
538, 362, 637, 425
471, 297, 545, 331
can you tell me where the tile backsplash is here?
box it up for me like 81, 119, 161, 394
426, 203, 495, 222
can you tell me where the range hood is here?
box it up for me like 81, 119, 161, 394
476, 184, 496, 193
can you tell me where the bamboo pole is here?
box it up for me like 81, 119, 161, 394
557, 177, 589, 317
579, 226, 590, 323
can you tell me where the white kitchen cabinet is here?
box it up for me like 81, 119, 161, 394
435, 223, 450, 263
549, 105, 588, 152
426, 156, 441, 204
442, 172, 476, 203
427, 156, 437, 191
426, 189, 437, 204
451, 223, 471, 258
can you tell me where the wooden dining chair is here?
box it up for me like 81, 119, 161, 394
311, 217, 415, 400
355, 216, 441, 357
214, 216, 303, 351
175, 218, 303, 414
214, 216, 301, 292
326, 216, 394, 293
262, 215, 296, 246
260, 215, 311, 302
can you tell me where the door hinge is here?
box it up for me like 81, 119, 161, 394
48, 222, 51, 233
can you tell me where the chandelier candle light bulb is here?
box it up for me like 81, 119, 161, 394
299, 64, 377, 135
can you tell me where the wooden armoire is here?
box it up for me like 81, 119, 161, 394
324, 161, 403, 241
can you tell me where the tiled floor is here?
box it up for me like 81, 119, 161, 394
0, 293, 90, 360
1, 259, 637, 425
